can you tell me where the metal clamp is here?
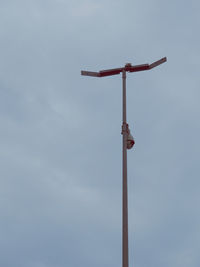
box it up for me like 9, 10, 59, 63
121, 123, 129, 135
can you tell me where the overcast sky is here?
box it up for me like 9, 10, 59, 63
0, 0, 200, 267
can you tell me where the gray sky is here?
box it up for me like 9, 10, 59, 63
0, 0, 200, 266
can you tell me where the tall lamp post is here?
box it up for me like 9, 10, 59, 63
81, 57, 167, 267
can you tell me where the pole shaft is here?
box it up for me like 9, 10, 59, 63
123, 70, 127, 123
122, 69, 129, 267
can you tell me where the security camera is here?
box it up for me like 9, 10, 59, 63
127, 133, 135, 149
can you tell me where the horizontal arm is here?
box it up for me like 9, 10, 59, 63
149, 57, 167, 69
99, 68, 122, 77
81, 71, 101, 77
81, 57, 167, 77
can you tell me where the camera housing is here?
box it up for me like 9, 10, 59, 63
127, 133, 135, 149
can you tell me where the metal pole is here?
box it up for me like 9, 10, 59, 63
122, 69, 129, 267
81, 57, 167, 267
